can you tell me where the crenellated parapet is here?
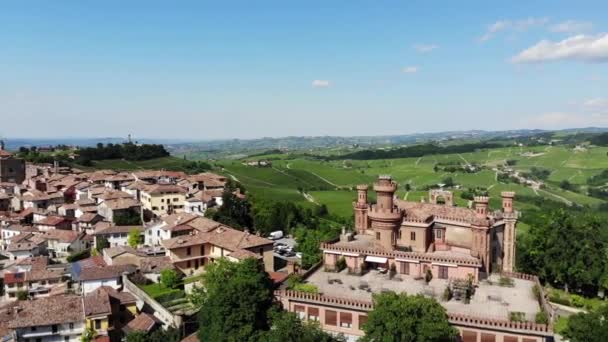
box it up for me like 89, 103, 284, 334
321, 243, 482, 267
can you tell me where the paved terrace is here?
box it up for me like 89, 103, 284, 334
305, 268, 540, 321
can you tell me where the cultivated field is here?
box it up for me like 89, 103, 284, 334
219, 145, 608, 219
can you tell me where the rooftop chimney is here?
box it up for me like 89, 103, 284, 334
474, 196, 489, 217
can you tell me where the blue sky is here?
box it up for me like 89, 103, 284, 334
1, 1, 607, 139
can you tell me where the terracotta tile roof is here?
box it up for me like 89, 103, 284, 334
228, 249, 262, 260
98, 190, 133, 201
3, 272, 26, 285
125, 312, 160, 332
42, 229, 83, 244
84, 286, 136, 318
140, 256, 175, 273
0, 150, 12, 158
99, 285, 136, 305
103, 245, 140, 259
143, 184, 187, 195
37, 215, 68, 226
79, 265, 135, 281
94, 225, 143, 235
7, 295, 84, 328
268, 271, 289, 285
77, 256, 108, 268
6, 241, 39, 252
3, 224, 37, 233
100, 198, 141, 210
76, 198, 97, 206
78, 213, 103, 223
125, 180, 151, 190
396, 200, 487, 226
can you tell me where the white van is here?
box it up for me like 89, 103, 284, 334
269, 231, 284, 240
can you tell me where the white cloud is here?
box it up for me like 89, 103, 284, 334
525, 112, 608, 129
413, 44, 439, 53
583, 98, 608, 109
311, 80, 331, 88
525, 97, 608, 129
402, 66, 418, 74
511, 33, 608, 63
549, 20, 592, 33
479, 17, 548, 42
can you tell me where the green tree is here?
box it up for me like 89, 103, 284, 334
127, 229, 142, 248
563, 305, 608, 342
95, 236, 110, 251
114, 209, 142, 225
16, 290, 28, 301
126, 327, 181, 342
197, 258, 274, 342
160, 269, 181, 289
361, 291, 458, 342
517, 209, 607, 294
207, 189, 253, 229
262, 309, 344, 342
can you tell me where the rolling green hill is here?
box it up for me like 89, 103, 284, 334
217, 145, 608, 220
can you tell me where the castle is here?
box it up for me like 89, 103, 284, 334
326, 175, 517, 280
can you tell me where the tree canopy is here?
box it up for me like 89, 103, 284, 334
361, 291, 458, 342
517, 208, 608, 294
563, 305, 608, 342
197, 258, 274, 342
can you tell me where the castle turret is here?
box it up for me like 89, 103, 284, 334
474, 196, 489, 217
353, 184, 369, 234
367, 176, 402, 250
501, 191, 515, 214
501, 191, 517, 272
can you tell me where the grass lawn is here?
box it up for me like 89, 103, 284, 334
140, 283, 185, 303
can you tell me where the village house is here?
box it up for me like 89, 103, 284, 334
76, 212, 105, 232
93, 225, 144, 248
97, 197, 142, 224
3, 257, 66, 300
7, 295, 86, 342
76, 264, 136, 294
160, 216, 274, 275
35, 215, 73, 231
41, 229, 87, 258
140, 184, 188, 217
144, 213, 199, 246
4, 233, 46, 260
0, 224, 37, 250
84, 285, 138, 338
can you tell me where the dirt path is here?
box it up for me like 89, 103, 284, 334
309, 171, 340, 188
539, 189, 573, 205
302, 192, 317, 203
415, 157, 422, 166
458, 154, 470, 166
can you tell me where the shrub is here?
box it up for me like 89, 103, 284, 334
535, 311, 548, 324
160, 269, 181, 289
155, 289, 185, 304
66, 249, 90, 263
570, 294, 586, 308
532, 284, 542, 303
509, 312, 526, 322
292, 283, 319, 294
16, 290, 28, 301
498, 276, 514, 287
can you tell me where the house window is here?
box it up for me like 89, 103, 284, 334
200, 246, 204, 255
340, 312, 352, 328
173, 198, 179, 202
186, 260, 191, 268
400, 262, 410, 275
259, 248, 264, 256
294, 305, 306, 320
375, 232, 380, 240
325, 310, 337, 326
69, 323, 74, 330
95, 320, 101, 329
161, 206, 164, 210
187, 247, 191, 256
52, 324, 58, 333
359, 314, 368, 330
435, 229, 443, 240
307, 307, 319, 321
398, 230, 402, 240
438, 266, 449, 279
410, 232, 416, 241
31, 326, 37, 332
